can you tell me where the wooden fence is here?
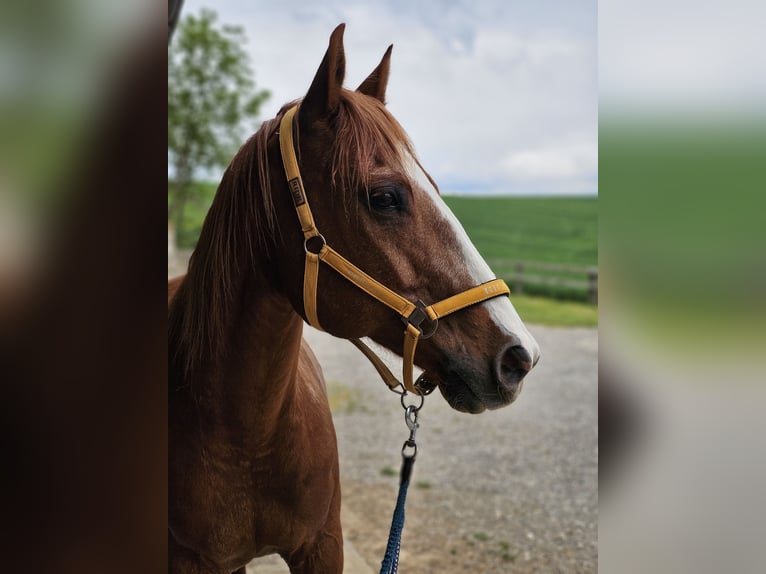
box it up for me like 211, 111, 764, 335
486, 259, 598, 305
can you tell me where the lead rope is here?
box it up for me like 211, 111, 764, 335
380, 396, 422, 574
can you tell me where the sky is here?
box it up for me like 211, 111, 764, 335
599, 0, 766, 116
180, 0, 597, 196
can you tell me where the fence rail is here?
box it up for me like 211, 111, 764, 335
486, 259, 598, 305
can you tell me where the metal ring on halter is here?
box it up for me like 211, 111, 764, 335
400, 391, 424, 412
419, 317, 438, 339
402, 300, 439, 339
303, 233, 326, 255
414, 373, 437, 396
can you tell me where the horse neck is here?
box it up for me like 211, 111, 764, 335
172, 269, 306, 437
225, 283, 306, 429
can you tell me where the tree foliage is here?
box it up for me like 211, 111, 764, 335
168, 9, 269, 245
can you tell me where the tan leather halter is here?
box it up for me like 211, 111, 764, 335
278, 105, 511, 395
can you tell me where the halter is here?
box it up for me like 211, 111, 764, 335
279, 105, 511, 395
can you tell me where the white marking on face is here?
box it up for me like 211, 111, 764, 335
400, 147, 541, 364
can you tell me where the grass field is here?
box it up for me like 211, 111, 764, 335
170, 184, 598, 325
443, 196, 597, 266
510, 294, 597, 327
170, 181, 218, 249
444, 196, 597, 302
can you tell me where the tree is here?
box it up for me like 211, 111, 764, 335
168, 9, 269, 247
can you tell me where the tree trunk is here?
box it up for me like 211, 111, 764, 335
169, 153, 192, 249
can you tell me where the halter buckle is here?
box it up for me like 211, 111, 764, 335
402, 300, 439, 339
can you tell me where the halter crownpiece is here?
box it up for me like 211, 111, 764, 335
278, 105, 511, 395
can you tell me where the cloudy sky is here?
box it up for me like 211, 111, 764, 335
180, 0, 597, 196
599, 0, 766, 114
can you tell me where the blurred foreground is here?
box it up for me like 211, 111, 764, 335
600, 0, 766, 572
1, 2, 166, 573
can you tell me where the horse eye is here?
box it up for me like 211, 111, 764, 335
369, 187, 400, 212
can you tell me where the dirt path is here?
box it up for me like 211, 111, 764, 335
250, 324, 597, 573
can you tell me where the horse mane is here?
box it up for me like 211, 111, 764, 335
330, 90, 415, 208
169, 90, 416, 381
168, 106, 285, 382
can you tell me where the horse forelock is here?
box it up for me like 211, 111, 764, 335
331, 90, 414, 203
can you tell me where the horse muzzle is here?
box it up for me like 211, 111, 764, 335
425, 338, 538, 413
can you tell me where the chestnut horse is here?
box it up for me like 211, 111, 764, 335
168, 24, 540, 574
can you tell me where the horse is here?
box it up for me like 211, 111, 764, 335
168, 24, 540, 574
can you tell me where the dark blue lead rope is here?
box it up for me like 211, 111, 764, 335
379, 455, 415, 574
380, 401, 421, 574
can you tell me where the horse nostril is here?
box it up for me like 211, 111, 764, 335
509, 345, 532, 368
496, 344, 533, 385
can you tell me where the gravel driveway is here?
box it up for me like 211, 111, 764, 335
251, 323, 597, 573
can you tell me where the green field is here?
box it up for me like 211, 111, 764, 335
170, 181, 218, 249
443, 196, 597, 266
445, 196, 597, 302
170, 185, 597, 325
174, 187, 597, 264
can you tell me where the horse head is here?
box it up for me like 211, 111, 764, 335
269, 24, 540, 413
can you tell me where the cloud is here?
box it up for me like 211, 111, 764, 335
600, 0, 766, 112
180, 0, 597, 195
504, 149, 582, 181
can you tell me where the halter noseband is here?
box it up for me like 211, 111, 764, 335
278, 105, 510, 395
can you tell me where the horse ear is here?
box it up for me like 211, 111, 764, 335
357, 45, 392, 104
301, 23, 346, 123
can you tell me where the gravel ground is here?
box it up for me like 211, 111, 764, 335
250, 324, 597, 573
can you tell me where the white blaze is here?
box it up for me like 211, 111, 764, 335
401, 148, 541, 364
